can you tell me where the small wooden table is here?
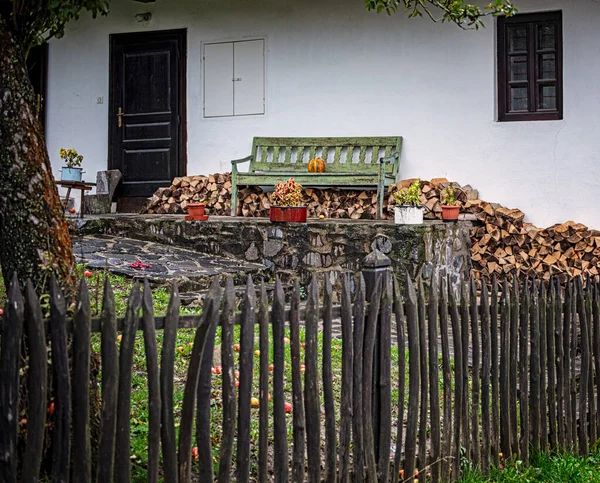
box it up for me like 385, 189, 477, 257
57, 180, 96, 219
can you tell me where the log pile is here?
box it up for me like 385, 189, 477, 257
145, 173, 233, 215
144, 174, 480, 220
468, 200, 600, 283
143, 173, 600, 282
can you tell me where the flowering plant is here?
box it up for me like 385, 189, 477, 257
394, 179, 422, 206
273, 178, 303, 207
60, 148, 83, 168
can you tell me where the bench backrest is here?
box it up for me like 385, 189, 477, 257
249, 137, 402, 177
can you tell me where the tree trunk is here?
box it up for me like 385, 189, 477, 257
0, 17, 74, 294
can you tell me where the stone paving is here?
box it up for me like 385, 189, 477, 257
72, 235, 267, 291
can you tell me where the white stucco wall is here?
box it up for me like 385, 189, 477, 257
46, 0, 600, 228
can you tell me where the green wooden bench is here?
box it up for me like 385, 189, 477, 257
231, 136, 403, 219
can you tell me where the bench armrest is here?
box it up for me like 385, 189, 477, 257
231, 155, 253, 166
379, 152, 399, 164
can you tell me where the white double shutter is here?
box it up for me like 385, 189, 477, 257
203, 39, 265, 118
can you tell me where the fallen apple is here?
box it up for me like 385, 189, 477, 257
283, 337, 290, 344
251, 397, 260, 407
233, 344, 240, 352
284, 402, 293, 413
192, 447, 199, 460
269, 364, 274, 371
84, 270, 93, 278
254, 350, 260, 357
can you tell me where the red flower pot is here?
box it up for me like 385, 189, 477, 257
441, 205, 460, 221
269, 206, 307, 223
186, 203, 209, 221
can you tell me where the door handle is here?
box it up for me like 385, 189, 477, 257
117, 107, 123, 128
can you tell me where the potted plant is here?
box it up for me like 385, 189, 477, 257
441, 183, 460, 221
185, 199, 209, 221
270, 177, 307, 222
59, 148, 84, 182
393, 179, 424, 225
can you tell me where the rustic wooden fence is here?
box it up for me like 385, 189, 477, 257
1, 253, 600, 482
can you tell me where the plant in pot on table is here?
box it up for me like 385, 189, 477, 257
59, 148, 84, 182
270, 177, 307, 223
441, 183, 460, 221
393, 179, 424, 225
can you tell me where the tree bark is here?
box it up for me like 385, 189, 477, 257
0, 16, 74, 294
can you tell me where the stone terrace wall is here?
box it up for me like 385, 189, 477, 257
74, 216, 472, 299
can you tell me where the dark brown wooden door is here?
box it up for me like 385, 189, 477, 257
109, 30, 186, 197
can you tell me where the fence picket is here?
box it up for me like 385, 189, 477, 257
305, 276, 322, 483
481, 281, 491, 473
577, 278, 590, 454
530, 278, 541, 454
141, 281, 162, 483
22, 280, 46, 483
378, 273, 393, 483
403, 274, 419, 483
470, 279, 481, 467
547, 280, 557, 450
115, 282, 141, 483
428, 277, 441, 483
289, 280, 306, 483
353, 274, 366, 483
556, 278, 566, 448
439, 278, 452, 483
0, 274, 24, 483
490, 276, 500, 468
272, 278, 289, 482
218, 277, 236, 483
97, 278, 119, 483
417, 279, 428, 483
258, 284, 270, 482
73, 279, 92, 483
339, 274, 354, 483
49, 276, 71, 483
178, 278, 221, 483
459, 282, 470, 458
539, 282, 548, 451
519, 278, 530, 463
449, 279, 462, 481
161, 284, 180, 483
585, 278, 596, 446
499, 279, 511, 460
593, 282, 600, 441
509, 277, 519, 457
237, 276, 256, 483
392, 275, 406, 483
362, 274, 382, 483
567, 281, 577, 451
322, 275, 338, 483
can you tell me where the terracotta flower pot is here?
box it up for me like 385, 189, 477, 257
269, 206, 307, 223
441, 205, 460, 221
186, 203, 209, 221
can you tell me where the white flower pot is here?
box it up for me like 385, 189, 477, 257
395, 205, 424, 225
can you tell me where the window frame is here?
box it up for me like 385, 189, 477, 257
497, 11, 563, 122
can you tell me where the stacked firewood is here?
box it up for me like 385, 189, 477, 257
145, 173, 233, 215
469, 200, 600, 282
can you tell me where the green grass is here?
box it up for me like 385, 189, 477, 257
458, 450, 600, 483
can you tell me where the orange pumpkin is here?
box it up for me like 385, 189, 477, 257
307, 157, 326, 173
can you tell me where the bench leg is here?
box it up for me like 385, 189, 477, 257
231, 182, 238, 217
377, 166, 385, 220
